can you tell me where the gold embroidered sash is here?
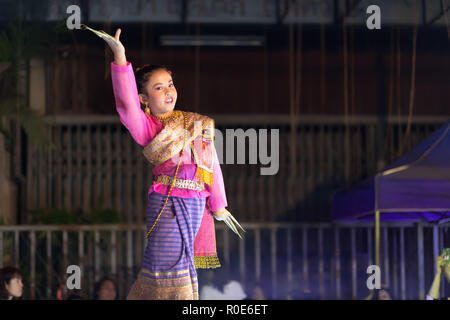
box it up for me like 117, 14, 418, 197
142, 110, 215, 186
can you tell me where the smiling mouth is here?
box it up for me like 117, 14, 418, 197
165, 97, 174, 104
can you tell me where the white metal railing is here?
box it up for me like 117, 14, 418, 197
0, 221, 448, 300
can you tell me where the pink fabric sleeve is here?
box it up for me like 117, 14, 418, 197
205, 146, 228, 213
111, 61, 161, 146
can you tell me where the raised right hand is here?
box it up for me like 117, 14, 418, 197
103, 28, 126, 66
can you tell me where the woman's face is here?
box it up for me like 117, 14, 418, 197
97, 280, 116, 300
5, 276, 23, 299
140, 69, 177, 116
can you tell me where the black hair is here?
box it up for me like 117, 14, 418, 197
134, 64, 172, 95
93, 277, 118, 300
0, 266, 22, 300
67, 290, 83, 300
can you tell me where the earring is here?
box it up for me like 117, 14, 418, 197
144, 103, 150, 115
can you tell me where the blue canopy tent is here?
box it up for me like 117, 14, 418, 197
332, 120, 450, 298
333, 120, 450, 223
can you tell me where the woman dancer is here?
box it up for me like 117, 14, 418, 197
91, 27, 243, 300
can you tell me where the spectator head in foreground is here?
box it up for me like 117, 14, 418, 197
0, 267, 23, 300
93, 277, 118, 300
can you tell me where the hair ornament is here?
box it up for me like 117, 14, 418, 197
136, 64, 150, 72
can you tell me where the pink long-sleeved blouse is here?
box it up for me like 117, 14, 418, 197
110, 61, 227, 213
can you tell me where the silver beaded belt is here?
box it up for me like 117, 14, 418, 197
155, 175, 204, 191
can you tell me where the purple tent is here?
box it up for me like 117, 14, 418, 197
333, 120, 450, 223
332, 121, 450, 300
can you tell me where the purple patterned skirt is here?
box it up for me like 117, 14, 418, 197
127, 192, 205, 300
